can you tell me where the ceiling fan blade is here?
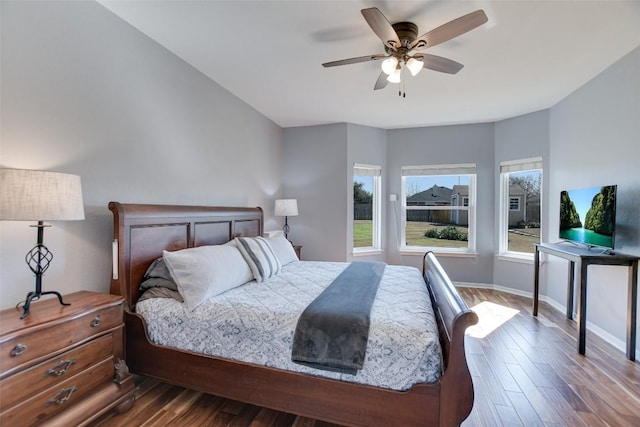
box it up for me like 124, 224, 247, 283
416, 54, 464, 74
411, 10, 488, 50
374, 72, 389, 90
361, 8, 401, 49
322, 54, 386, 67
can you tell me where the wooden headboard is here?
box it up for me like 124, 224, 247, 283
108, 202, 263, 311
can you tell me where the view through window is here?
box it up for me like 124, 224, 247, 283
353, 164, 381, 251
499, 158, 542, 255
401, 164, 476, 252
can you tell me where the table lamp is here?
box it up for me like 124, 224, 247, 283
0, 168, 85, 318
274, 199, 298, 240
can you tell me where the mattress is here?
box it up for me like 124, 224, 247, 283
135, 260, 442, 390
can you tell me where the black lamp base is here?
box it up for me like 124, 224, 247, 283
283, 215, 292, 241
18, 221, 70, 319
20, 290, 70, 319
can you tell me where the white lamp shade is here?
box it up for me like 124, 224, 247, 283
0, 169, 85, 221
406, 57, 424, 76
381, 57, 398, 75
274, 199, 298, 217
387, 67, 401, 83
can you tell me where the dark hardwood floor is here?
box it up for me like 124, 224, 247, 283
95, 288, 640, 426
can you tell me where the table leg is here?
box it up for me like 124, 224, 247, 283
627, 261, 638, 361
533, 247, 540, 316
567, 260, 575, 319
576, 261, 588, 355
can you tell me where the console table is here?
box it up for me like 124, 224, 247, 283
533, 242, 638, 361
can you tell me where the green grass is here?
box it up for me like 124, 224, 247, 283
506, 227, 541, 253
353, 220, 373, 247
353, 220, 540, 252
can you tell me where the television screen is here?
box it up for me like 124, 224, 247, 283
559, 185, 617, 249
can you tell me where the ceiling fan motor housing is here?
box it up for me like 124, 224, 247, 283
391, 22, 418, 48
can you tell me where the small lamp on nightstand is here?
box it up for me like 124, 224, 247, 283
274, 198, 298, 241
0, 168, 85, 318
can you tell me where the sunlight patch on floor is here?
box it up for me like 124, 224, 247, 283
466, 301, 519, 339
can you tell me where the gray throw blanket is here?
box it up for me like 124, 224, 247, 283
291, 261, 386, 375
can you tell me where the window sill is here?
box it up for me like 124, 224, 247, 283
353, 249, 383, 256
400, 249, 478, 259
496, 253, 534, 264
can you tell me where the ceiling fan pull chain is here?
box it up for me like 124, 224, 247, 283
401, 67, 406, 97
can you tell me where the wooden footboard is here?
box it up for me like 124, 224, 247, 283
109, 202, 478, 426
423, 251, 479, 425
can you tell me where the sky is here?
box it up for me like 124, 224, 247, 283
565, 186, 612, 220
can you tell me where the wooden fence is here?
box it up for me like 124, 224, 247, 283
354, 203, 372, 220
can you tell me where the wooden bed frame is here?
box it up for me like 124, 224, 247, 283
108, 202, 478, 426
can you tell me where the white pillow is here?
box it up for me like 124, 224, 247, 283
267, 234, 299, 266
163, 245, 253, 311
235, 237, 282, 283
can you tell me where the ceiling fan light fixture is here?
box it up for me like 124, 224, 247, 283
387, 66, 401, 83
381, 57, 398, 75
406, 57, 424, 76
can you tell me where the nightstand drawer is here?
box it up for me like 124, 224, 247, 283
0, 333, 114, 410
0, 304, 121, 375
0, 357, 114, 427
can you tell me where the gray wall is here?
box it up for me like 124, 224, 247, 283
282, 122, 387, 263
282, 123, 348, 261
493, 110, 550, 293
346, 123, 387, 262
0, 1, 283, 309
545, 46, 640, 351
386, 124, 496, 283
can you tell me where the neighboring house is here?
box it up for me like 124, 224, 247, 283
406, 185, 452, 206
407, 185, 452, 223
525, 195, 541, 225
508, 184, 526, 226
450, 185, 469, 226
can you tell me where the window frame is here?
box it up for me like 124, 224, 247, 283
498, 157, 543, 260
353, 163, 382, 253
400, 163, 477, 254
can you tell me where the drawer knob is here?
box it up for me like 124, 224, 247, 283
10, 343, 27, 357
47, 385, 78, 406
46, 359, 76, 376
90, 316, 101, 328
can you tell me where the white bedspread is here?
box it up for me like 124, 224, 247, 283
135, 261, 442, 390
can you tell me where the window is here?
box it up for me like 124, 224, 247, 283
401, 163, 476, 253
353, 164, 381, 252
499, 157, 542, 256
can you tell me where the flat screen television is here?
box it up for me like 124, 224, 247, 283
559, 185, 617, 249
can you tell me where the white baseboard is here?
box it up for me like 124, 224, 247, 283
454, 282, 635, 357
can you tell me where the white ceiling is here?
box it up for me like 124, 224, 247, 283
98, 1, 640, 129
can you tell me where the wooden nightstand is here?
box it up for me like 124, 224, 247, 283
0, 291, 135, 426
294, 245, 302, 260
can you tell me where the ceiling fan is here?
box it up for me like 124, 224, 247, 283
322, 8, 488, 95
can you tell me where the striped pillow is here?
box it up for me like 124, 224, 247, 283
235, 237, 282, 283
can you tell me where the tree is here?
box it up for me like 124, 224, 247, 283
406, 181, 421, 197
510, 174, 541, 199
584, 186, 616, 236
354, 182, 372, 204
559, 191, 582, 229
